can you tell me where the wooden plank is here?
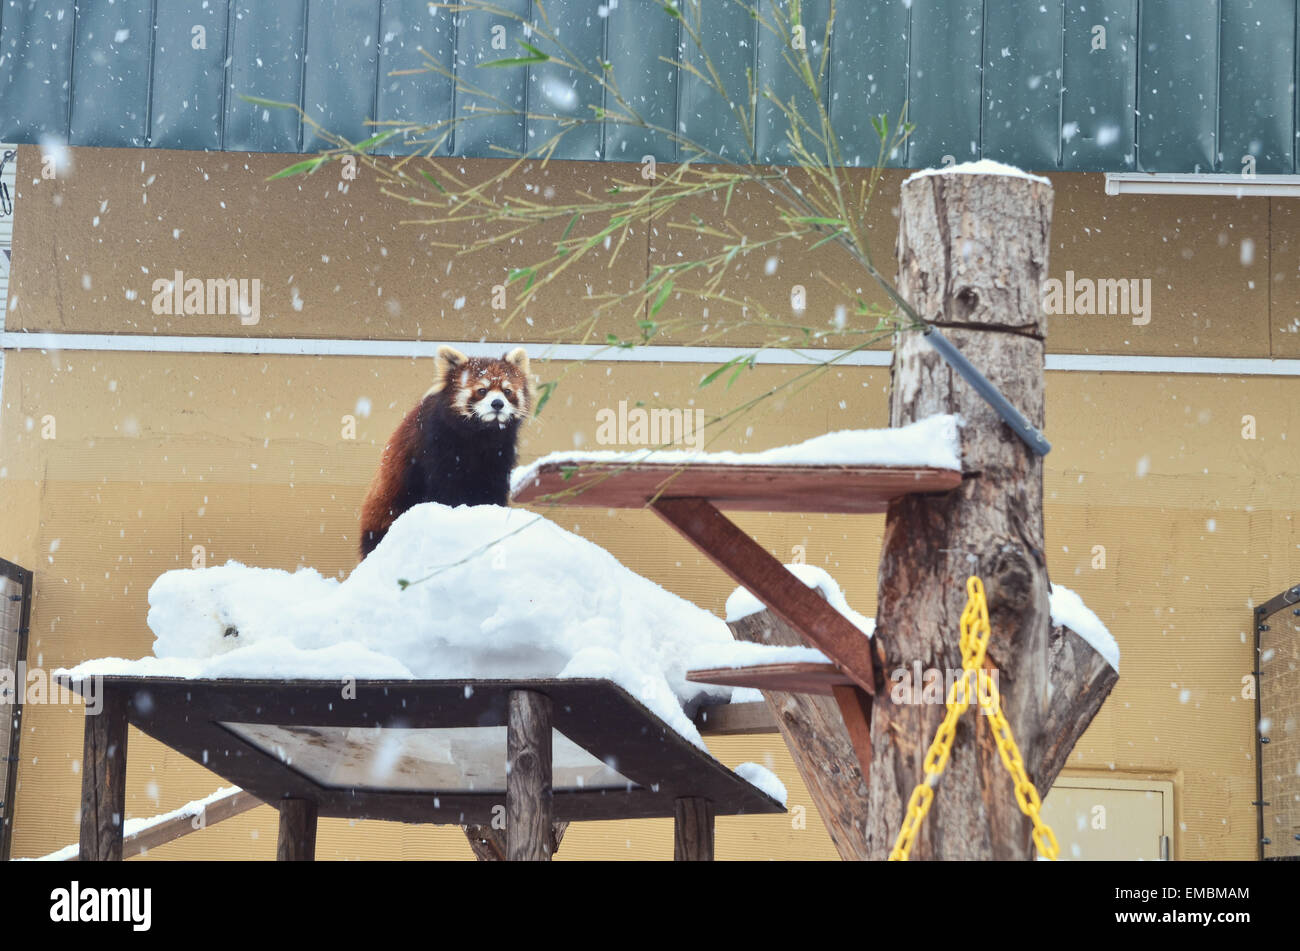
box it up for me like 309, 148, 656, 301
123, 789, 262, 858
512, 462, 961, 514
693, 701, 778, 736
53, 676, 786, 824
651, 498, 876, 695
78, 688, 128, 861
673, 797, 715, 861
276, 799, 318, 861
687, 662, 852, 696
506, 689, 553, 861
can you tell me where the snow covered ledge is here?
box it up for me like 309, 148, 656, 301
510, 413, 963, 497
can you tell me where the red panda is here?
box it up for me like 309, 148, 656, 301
359, 346, 532, 558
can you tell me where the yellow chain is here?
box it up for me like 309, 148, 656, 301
888, 576, 1059, 861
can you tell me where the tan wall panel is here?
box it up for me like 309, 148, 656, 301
1268, 198, 1300, 358
8, 147, 645, 342
1046, 176, 1271, 357
642, 170, 900, 349
7, 146, 1293, 359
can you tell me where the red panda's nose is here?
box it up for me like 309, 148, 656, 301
491, 398, 505, 411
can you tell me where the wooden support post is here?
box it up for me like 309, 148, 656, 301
864, 168, 1115, 860
507, 689, 553, 861
673, 797, 715, 861
831, 685, 873, 780
276, 799, 318, 861
78, 687, 129, 861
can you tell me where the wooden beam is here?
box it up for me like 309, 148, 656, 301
688, 662, 853, 696
652, 497, 876, 695
673, 797, 715, 861
507, 689, 553, 861
513, 462, 961, 514
276, 799, 318, 861
693, 701, 778, 735
125, 789, 262, 858
831, 685, 874, 779
78, 688, 128, 861
57, 789, 266, 861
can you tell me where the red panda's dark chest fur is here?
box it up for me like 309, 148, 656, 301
402, 395, 520, 510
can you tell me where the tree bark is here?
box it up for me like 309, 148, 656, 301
865, 169, 1068, 860
727, 607, 871, 860
673, 797, 715, 860
465, 821, 568, 860
276, 798, 318, 861
506, 689, 553, 861
78, 688, 129, 861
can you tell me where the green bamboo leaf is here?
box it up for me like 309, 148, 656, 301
560, 212, 581, 242
267, 155, 331, 180
534, 381, 557, 417
419, 169, 448, 193
480, 54, 548, 67
807, 229, 843, 251
507, 267, 536, 289
649, 280, 674, 317
351, 129, 403, 151
480, 41, 550, 69
662, 2, 683, 19
699, 355, 745, 388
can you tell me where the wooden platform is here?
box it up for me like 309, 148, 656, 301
61, 670, 780, 826
512, 462, 962, 513
687, 662, 853, 696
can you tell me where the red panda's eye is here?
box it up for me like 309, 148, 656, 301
502, 387, 513, 398
475, 387, 488, 399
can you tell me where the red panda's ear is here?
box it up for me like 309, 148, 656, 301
503, 347, 530, 377
428, 345, 468, 396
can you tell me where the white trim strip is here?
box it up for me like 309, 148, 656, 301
3, 332, 1300, 376
1105, 172, 1300, 198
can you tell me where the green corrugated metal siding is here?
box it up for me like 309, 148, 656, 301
1, 0, 1298, 173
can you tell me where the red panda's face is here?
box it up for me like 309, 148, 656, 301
431, 346, 532, 429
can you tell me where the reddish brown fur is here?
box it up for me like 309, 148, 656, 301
359, 346, 531, 558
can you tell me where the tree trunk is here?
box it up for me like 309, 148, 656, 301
506, 689, 554, 861
865, 168, 1061, 860
727, 607, 871, 860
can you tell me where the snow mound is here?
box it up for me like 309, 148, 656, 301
725, 563, 875, 638
1049, 583, 1119, 671
57, 503, 826, 748
511, 414, 961, 496
733, 763, 787, 806
905, 159, 1052, 186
